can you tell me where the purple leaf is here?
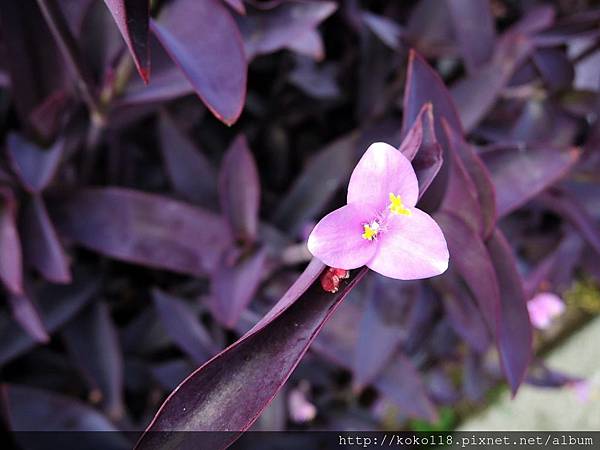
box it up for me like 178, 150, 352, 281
362, 12, 403, 50
116, 36, 193, 107
441, 125, 484, 235
28, 90, 71, 141
3, 385, 126, 445
210, 247, 268, 329
223, 0, 246, 15
62, 301, 125, 420
152, 288, 215, 364
159, 113, 218, 209
102, 0, 149, 84
451, 32, 534, 132
374, 352, 437, 421
6, 290, 49, 344
352, 276, 413, 388
447, 0, 496, 73
435, 212, 499, 336
406, 0, 455, 58
50, 187, 231, 277
0, 274, 98, 365
486, 229, 533, 395
272, 133, 357, 232
219, 135, 260, 243
22, 195, 71, 284
533, 47, 574, 91
434, 270, 491, 354
539, 189, 600, 256
239, 1, 337, 60
482, 144, 580, 217
526, 362, 581, 388
136, 262, 366, 449
151, 0, 247, 125
285, 30, 325, 60
6, 133, 64, 194
0, 187, 23, 295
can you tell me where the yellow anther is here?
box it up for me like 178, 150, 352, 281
362, 222, 379, 240
388, 193, 411, 216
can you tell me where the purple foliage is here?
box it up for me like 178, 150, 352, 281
0, 1, 599, 448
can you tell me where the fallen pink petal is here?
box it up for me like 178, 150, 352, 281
527, 292, 566, 330
307, 142, 449, 280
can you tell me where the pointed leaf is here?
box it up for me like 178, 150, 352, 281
482, 145, 580, 217
0, 187, 23, 295
6, 290, 49, 344
435, 212, 499, 335
62, 301, 124, 419
159, 113, 218, 208
152, 288, 215, 364
486, 229, 533, 395
103, 0, 150, 83
447, 0, 496, 73
49, 188, 231, 276
239, 2, 337, 60
22, 195, 71, 283
136, 262, 366, 450
0, 274, 98, 365
210, 248, 267, 328
6, 133, 64, 194
219, 135, 260, 243
151, 0, 247, 125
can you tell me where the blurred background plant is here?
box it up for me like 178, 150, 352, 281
0, 1, 599, 449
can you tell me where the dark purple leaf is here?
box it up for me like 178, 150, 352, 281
482, 144, 580, 217
6, 133, 64, 194
447, 0, 496, 73
352, 276, 412, 388
3, 385, 129, 450
49, 188, 231, 277
152, 288, 215, 364
435, 212, 499, 336
0, 187, 23, 295
441, 126, 484, 235
434, 270, 491, 354
22, 195, 71, 283
486, 229, 533, 395
151, 359, 195, 391
158, 113, 218, 209
28, 90, 71, 141
239, 2, 337, 60
451, 31, 534, 132
62, 301, 124, 420
272, 133, 357, 232
103, 0, 150, 83
374, 352, 437, 421
219, 135, 260, 243
151, 0, 247, 125
406, 0, 455, 58
6, 290, 49, 344
526, 362, 581, 388
210, 248, 268, 329
539, 189, 600, 256
0, 274, 98, 365
289, 59, 340, 99
136, 262, 366, 450
533, 47, 574, 91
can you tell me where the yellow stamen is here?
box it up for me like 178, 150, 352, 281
388, 193, 411, 216
362, 222, 379, 240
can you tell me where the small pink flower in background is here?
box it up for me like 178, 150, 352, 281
527, 292, 566, 329
288, 388, 317, 423
568, 379, 592, 404
307, 142, 449, 280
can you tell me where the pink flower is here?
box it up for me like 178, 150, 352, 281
527, 292, 566, 329
288, 389, 317, 423
307, 142, 449, 280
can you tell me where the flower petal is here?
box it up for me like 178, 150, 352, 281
347, 142, 419, 209
307, 204, 378, 269
367, 208, 449, 280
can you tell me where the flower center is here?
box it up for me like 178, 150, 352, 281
361, 193, 411, 241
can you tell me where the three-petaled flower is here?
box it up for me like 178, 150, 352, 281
307, 142, 449, 280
